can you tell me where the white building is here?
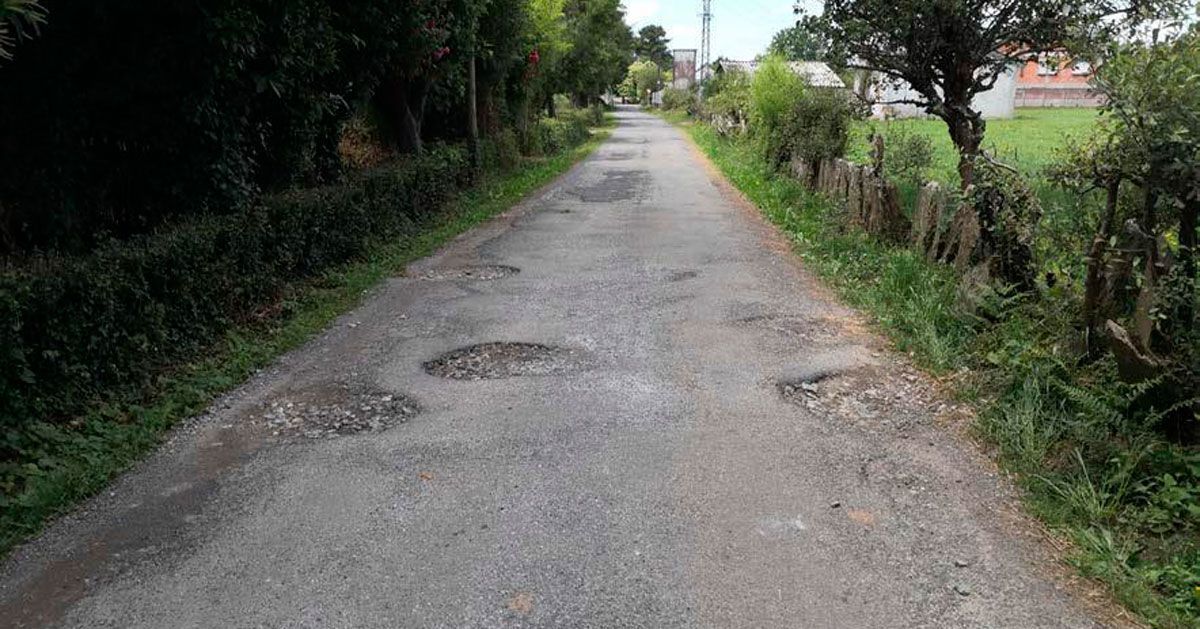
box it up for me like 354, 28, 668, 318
856, 65, 1018, 120
713, 60, 846, 88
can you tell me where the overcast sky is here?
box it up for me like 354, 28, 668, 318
622, 0, 822, 61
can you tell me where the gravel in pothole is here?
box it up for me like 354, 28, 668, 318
259, 385, 418, 440
780, 366, 937, 427
735, 314, 835, 343
423, 342, 579, 380
419, 265, 520, 281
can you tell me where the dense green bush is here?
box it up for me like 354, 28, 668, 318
523, 113, 591, 156
701, 70, 753, 136
881, 126, 935, 188
482, 129, 522, 172
749, 58, 806, 134
748, 56, 808, 165
0, 1, 355, 254
660, 87, 697, 113
779, 89, 860, 170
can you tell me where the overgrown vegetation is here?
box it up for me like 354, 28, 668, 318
670, 21, 1198, 622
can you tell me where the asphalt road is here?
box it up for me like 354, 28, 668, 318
1, 107, 1109, 628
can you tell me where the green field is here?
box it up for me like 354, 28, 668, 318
849, 107, 1100, 183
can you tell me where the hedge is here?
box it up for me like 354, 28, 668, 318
0, 114, 592, 477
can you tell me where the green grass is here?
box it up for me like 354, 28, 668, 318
848, 107, 1101, 183
0, 125, 611, 558
677, 118, 1200, 629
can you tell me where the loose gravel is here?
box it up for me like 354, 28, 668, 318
423, 342, 580, 380
260, 385, 418, 440
419, 265, 520, 281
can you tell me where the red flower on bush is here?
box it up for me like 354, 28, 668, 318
528, 49, 540, 65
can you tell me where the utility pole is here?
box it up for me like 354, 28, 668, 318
699, 0, 712, 93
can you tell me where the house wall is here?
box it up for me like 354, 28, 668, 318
1014, 58, 1102, 107
864, 65, 1018, 120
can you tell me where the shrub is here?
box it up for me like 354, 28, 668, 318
482, 129, 521, 172
881, 126, 935, 188
749, 56, 807, 163
660, 87, 697, 113
782, 90, 860, 170
522, 114, 590, 157
702, 70, 753, 136
749, 56, 806, 138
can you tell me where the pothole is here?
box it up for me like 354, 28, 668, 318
423, 342, 580, 380
668, 270, 699, 282
573, 169, 650, 202
259, 384, 418, 440
735, 314, 833, 341
779, 366, 935, 428
419, 265, 520, 281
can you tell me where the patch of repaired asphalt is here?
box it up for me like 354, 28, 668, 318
573, 169, 651, 202
423, 342, 582, 380
419, 265, 520, 281
259, 384, 418, 440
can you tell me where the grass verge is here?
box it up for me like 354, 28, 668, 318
675, 117, 1198, 628
0, 125, 611, 558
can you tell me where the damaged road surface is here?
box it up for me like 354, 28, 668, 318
1, 108, 1112, 628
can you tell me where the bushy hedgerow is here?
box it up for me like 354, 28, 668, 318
523, 113, 591, 156
0, 145, 470, 439
780, 90, 862, 169
660, 87, 698, 114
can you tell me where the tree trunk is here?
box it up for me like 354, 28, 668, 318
1132, 187, 1161, 349
939, 89, 984, 190
1083, 178, 1121, 356
949, 113, 983, 189
376, 75, 430, 155
1176, 199, 1198, 327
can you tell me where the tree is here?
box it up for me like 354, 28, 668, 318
814, 0, 1185, 188
1051, 26, 1199, 364
635, 24, 673, 68
552, 0, 633, 106
768, 16, 838, 64
625, 59, 662, 102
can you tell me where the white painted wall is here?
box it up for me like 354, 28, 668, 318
861, 64, 1018, 120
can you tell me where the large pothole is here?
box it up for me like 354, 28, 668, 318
779, 366, 935, 428
259, 384, 418, 440
734, 313, 843, 344
419, 265, 520, 281
423, 342, 580, 380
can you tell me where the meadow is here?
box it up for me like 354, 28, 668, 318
848, 107, 1101, 182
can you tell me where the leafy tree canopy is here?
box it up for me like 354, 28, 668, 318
635, 24, 673, 68
767, 16, 841, 66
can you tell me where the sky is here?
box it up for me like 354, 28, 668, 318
622, 0, 822, 62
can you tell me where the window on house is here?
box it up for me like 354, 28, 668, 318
1071, 60, 1092, 76
1037, 56, 1059, 75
